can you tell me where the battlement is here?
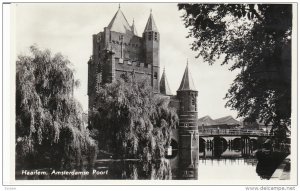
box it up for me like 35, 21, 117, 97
88, 7, 161, 111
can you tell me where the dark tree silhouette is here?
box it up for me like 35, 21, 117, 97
178, 4, 292, 139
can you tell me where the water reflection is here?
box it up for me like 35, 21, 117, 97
200, 136, 257, 158
91, 159, 172, 180
16, 137, 289, 180
171, 148, 199, 180
196, 136, 289, 181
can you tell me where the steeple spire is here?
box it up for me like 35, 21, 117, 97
177, 61, 197, 91
131, 18, 138, 36
144, 9, 158, 32
160, 67, 173, 95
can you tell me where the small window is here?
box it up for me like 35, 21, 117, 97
119, 35, 124, 41
96, 35, 101, 43
154, 32, 158, 41
148, 32, 152, 40
154, 72, 158, 79
96, 73, 102, 92
96, 73, 101, 83
192, 99, 195, 105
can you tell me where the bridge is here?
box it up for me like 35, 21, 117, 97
170, 128, 273, 151
198, 129, 273, 137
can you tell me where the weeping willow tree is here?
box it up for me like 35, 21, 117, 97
16, 45, 97, 170
89, 74, 178, 161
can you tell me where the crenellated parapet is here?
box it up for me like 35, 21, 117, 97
88, 7, 161, 113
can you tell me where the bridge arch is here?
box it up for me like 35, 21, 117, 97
212, 136, 228, 157
199, 137, 206, 152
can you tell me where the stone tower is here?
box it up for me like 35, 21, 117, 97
176, 62, 199, 149
87, 7, 160, 112
143, 11, 160, 93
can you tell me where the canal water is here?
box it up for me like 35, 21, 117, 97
16, 142, 286, 180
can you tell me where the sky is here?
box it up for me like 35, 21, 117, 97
14, 3, 240, 119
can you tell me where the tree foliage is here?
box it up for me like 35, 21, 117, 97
16, 45, 97, 170
178, 4, 292, 134
89, 74, 178, 161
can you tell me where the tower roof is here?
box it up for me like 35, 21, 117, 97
144, 11, 158, 32
131, 19, 138, 36
160, 68, 173, 96
107, 7, 133, 34
177, 61, 197, 91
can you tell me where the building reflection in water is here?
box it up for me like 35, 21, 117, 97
177, 148, 199, 179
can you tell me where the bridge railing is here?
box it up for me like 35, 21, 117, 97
198, 128, 273, 136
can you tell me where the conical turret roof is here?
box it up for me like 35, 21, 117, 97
144, 11, 158, 32
177, 61, 197, 91
160, 68, 173, 96
131, 19, 138, 36
107, 7, 132, 34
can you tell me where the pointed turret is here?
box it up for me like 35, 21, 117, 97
177, 61, 197, 91
176, 59, 198, 150
144, 10, 158, 32
107, 6, 132, 34
160, 67, 172, 96
143, 9, 160, 93
131, 19, 138, 36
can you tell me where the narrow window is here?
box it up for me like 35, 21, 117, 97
96, 73, 102, 92
154, 32, 158, 41
148, 32, 152, 40
96, 35, 101, 43
154, 72, 158, 79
